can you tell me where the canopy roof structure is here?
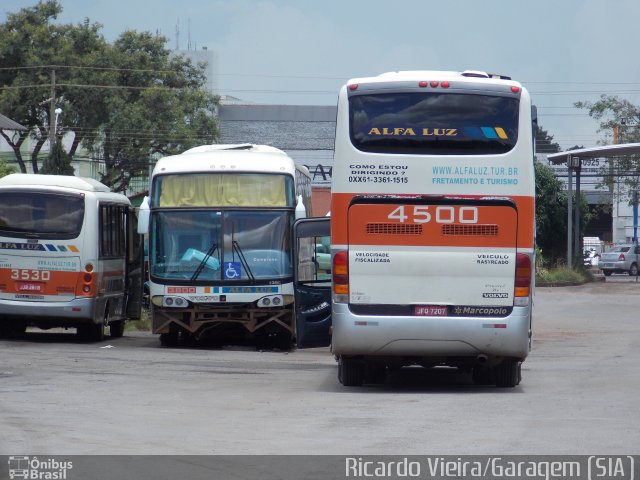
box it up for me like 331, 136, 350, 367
547, 142, 640, 268
547, 143, 640, 164
0, 112, 26, 131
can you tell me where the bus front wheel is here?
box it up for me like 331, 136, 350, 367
110, 320, 125, 338
160, 331, 179, 347
77, 323, 104, 342
338, 356, 364, 387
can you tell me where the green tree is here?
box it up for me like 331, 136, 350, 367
535, 124, 561, 154
0, 0, 219, 191
0, 0, 106, 172
87, 30, 219, 192
0, 159, 17, 177
40, 138, 74, 175
535, 159, 591, 265
535, 161, 567, 262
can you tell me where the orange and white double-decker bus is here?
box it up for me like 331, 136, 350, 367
314, 70, 536, 387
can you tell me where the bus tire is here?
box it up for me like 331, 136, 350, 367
338, 357, 364, 387
364, 363, 387, 384
0, 324, 11, 339
276, 333, 293, 352
160, 331, 179, 347
494, 358, 520, 388
90, 323, 105, 342
0, 323, 25, 339
110, 320, 125, 338
77, 323, 104, 342
471, 365, 494, 385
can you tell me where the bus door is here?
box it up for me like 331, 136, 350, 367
125, 207, 144, 319
293, 217, 332, 348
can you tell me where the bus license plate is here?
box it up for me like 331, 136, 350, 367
414, 305, 448, 316
17, 282, 44, 293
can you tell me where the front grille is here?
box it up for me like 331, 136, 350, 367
442, 224, 499, 236
366, 223, 423, 235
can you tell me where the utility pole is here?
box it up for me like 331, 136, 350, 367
634, 189, 638, 283
48, 69, 56, 150
567, 156, 573, 268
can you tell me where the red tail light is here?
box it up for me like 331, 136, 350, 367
333, 250, 349, 297
515, 253, 531, 298
78, 271, 94, 296
619, 253, 626, 261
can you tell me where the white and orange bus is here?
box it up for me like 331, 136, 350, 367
316, 70, 536, 387
0, 174, 144, 341
138, 144, 318, 348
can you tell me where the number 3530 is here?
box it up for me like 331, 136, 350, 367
11, 269, 51, 281
387, 205, 479, 224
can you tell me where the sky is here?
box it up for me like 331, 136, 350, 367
4, 0, 640, 150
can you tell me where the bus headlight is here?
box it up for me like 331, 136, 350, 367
162, 296, 188, 308
258, 295, 283, 308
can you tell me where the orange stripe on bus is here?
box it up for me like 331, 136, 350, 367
331, 193, 535, 248
0, 269, 81, 296
347, 203, 517, 248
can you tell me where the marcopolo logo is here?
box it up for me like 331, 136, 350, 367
8, 456, 73, 480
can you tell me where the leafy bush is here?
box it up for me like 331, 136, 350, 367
536, 267, 592, 285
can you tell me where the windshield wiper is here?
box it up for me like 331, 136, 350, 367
191, 242, 219, 282
232, 240, 255, 283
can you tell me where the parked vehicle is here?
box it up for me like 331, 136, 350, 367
583, 236, 603, 256
583, 249, 600, 267
0, 174, 143, 341
599, 244, 640, 276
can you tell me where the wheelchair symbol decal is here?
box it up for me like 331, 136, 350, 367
224, 262, 242, 279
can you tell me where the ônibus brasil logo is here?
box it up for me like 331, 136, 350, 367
8, 456, 73, 480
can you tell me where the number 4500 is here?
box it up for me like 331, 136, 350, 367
387, 205, 479, 224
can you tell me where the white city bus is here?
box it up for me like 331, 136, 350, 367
139, 144, 319, 348
312, 70, 536, 387
0, 174, 144, 341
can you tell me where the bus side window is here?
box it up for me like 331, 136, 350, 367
298, 234, 331, 286
314, 235, 331, 280
99, 204, 127, 258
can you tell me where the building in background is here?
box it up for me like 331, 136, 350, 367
174, 47, 219, 93
218, 102, 336, 216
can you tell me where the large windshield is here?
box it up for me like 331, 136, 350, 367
0, 191, 84, 239
350, 92, 519, 155
150, 210, 293, 282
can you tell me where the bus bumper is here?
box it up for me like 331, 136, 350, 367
0, 297, 100, 326
331, 302, 531, 360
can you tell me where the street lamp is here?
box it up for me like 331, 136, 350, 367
54, 107, 62, 135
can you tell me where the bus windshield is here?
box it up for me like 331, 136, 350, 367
0, 191, 84, 239
349, 92, 519, 155
151, 210, 293, 282
153, 173, 295, 208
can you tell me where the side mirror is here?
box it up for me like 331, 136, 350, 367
137, 196, 150, 234
295, 195, 307, 220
